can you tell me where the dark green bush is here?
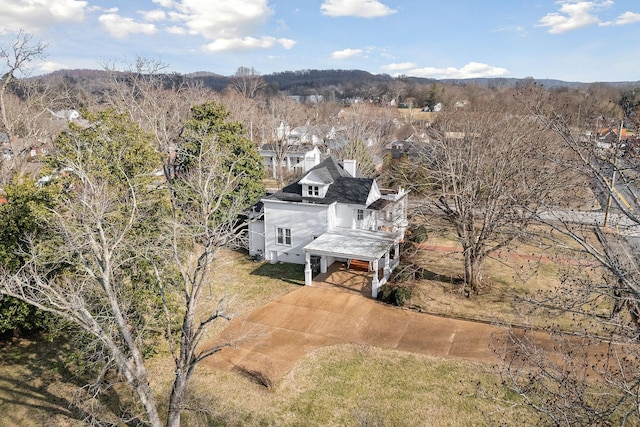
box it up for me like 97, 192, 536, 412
377, 284, 413, 307
393, 286, 412, 306
377, 284, 394, 303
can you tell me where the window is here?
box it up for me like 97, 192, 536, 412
276, 227, 291, 246
356, 209, 364, 221
307, 185, 319, 197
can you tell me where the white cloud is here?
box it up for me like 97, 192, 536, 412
381, 62, 416, 71
166, 25, 187, 35
169, 1, 273, 40
138, 0, 295, 52
203, 36, 296, 52
406, 62, 509, 79
492, 25, 526, 36
614, 11, 640, 25
279, 38, 297, 50
321, 0, 396, 18
0, 0, 87, 32
331, 48, 363, 60
153, 0, 175, 7
99, 14, 157, 39
38, 61, 68, 73
140, 9, 167, 22
537, 0, 613, 34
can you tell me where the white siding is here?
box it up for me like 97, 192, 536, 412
248, 220, 265, 258
366, 181, 382, 207
263, 200, 330, 264
334, 203, 376, 230
334, 203, 356, 228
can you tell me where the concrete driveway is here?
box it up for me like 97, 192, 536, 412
203, 284, 518, 382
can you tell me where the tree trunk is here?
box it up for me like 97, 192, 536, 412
166, 368, 190, 427
135, 380, 163, 427
463, 247, 482, 297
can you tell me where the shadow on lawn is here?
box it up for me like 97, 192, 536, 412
0, 336, 143, 426
250, 261, 305, 286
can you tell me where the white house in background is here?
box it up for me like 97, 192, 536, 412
48, 108, 81, 121
259, 144, 322, 179
248, 156, 408, 298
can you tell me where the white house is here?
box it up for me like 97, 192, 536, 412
248, 156, 408, 297
48, 108, 81, 121
259, 144, 322, 179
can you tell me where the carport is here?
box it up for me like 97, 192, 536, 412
302, 228, 401, 298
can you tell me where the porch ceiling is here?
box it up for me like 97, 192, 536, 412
303, 228, 399, 261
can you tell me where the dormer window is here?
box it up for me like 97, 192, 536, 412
307, 185, 320, 197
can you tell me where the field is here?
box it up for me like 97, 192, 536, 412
0, 228, 604, 426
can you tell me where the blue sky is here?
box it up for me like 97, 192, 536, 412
1, 0, 639, 82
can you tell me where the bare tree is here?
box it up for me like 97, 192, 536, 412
0, 105, 262, 426
0, 30, 47, 136
1, 111, 166, 425
161, 101, 264, 426
413, 100, 569, 295
263, 95, 308, 184
521, 85, 640, 322
230, 66, 265, 99
0, 31, 66, 183
331, 102, 394, 165
387, 79, 408, 106
217, 88, 266, 145
101, 56, 211, 155
491, 85, 640, 425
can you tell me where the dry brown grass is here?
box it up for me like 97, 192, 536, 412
178, 344, 535, 426
402, 221, 612, 333
397, 108, 437, 123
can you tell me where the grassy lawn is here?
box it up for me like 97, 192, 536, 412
401, 220, 611, 333
179, 345, 535, 426
1, 242, 584, 426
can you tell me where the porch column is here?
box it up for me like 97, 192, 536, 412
383, 248, 391, 279
394, 241, 400, 266
320, 256, 328, 274
371, 258, 379, 298
271, 156, 277, 178
304, 252, 312, 286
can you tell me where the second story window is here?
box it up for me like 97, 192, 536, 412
307, 185, 320, 197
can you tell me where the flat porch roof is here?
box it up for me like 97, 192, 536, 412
303, 228, 400, 261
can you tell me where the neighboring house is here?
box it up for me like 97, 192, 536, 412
30, 146, 49, 157
260, 144, 322, 179
288, 95, 324, 104
248, 156, 408, 297
596, 126, 633, 150
288, 124, 334, 145
48, 109, 81, 121
2, 148, 12, 161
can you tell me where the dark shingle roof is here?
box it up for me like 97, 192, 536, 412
269, 157, 374, 206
